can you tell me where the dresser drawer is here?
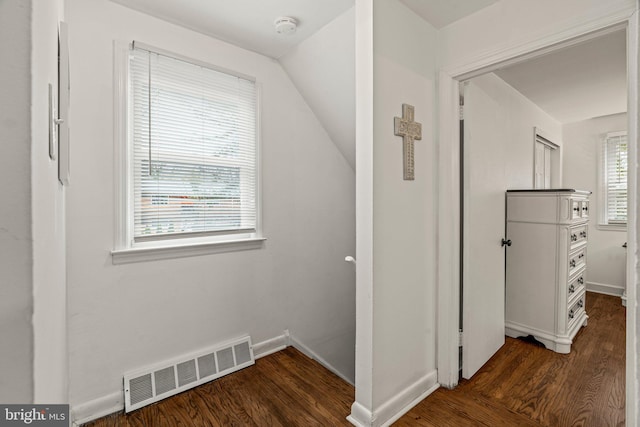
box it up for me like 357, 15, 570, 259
568, 247, 587, 277
564, 195, 590, 223
568, 293, 586, 326
567, 271, 585, 303
570, 200, 582, 220
580, 200, 590, 219
569, 224, 588, 249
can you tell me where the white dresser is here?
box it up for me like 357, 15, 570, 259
505, 189, 590, 354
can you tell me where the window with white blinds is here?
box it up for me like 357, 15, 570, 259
601, 132, 627, 226
128, 44, 258, 244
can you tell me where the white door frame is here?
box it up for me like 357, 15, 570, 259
436, 10, 638, 426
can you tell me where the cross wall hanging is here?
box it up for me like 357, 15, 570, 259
394, 104, 422, 181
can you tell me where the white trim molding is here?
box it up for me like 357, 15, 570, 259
252, 331, 289, 359
351, 0, 375, 422
71, 391, 123, 427
436, 69, 462, 389
626, 7, 639, 427
586, 281, 626, 297
111, 237, 266, 264
347, 401, 373, 427
347, 371, 439, 427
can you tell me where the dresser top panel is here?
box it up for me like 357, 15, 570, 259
507, 189, 592, 195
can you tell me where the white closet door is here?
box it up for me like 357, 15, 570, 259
534, 142, 545, 188
534, 132, 558, 190
462, 81, 506, 379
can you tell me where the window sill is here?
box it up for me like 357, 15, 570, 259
111, 237, 266, 264
596, 223, 627, 232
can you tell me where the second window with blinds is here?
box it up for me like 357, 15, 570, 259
599, 131, 628, 229
113, 42, 262, 261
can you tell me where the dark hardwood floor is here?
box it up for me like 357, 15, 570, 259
84, 292, 624, 427
84, 347, 354, 427
397, 292, 625, 427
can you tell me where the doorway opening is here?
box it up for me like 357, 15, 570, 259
438, 17, 636, 425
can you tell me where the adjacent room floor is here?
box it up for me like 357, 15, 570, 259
85, 292, 624, 426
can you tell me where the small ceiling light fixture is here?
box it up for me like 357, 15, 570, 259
274, 16, 298, 35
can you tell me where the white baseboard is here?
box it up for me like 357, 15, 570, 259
347, 371, 439, 427
289, 335, 354, 386
586, 281, 625, 297
253, 331, 289, 359
347, 401, 373, 426
70, 332, 292, 426
71, 391, 123, 427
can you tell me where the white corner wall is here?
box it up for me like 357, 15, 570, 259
0, 0, 34, 404
279, 7, 356, 170
32, 0, 68, 404
563, 113, 628, 295
66, 0, 355, 420
372, 0, 438, 411
350, 1, 438, 425
469, 73, 562, 188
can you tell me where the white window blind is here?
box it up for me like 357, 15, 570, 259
129, 45, 257, 242
603, 132, 627, 225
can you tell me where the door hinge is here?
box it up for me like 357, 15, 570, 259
458, 329, 464, 347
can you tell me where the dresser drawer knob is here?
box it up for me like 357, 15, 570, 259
569, 284, 575, 294
580, 231, 587, 238
578, 253, 584, 259
571, 234, 578, 242
578, 300, 584, 308
570, 260, 576, 268
578, 277, 584, 285
569, 309, 575, 319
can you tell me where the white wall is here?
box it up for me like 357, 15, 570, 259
280, 7, 356, 170
469, 73, 562, 188
66, 0, 355, 419
563, 113, 628, 294
372, 0, 437, 409
350, 1, 438, 425
0, 0, 34, 404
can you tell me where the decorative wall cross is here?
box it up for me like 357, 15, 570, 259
394, 104, 422, 181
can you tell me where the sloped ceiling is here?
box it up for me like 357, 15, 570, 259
109, 0, 354, 59
400, 0, 498, 29
279, 8, 355, 169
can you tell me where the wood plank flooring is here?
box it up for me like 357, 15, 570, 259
84, 292, 624, 427
397, 292, 625, 427
84, 347, 354, 427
